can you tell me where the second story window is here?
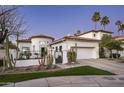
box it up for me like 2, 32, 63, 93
93, 33, 96, 37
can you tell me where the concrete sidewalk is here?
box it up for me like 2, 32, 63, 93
3, 75, 124, 87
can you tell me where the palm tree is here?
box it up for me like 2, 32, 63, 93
101, 16, 110, 30
119, 24, 124, 35
115, 20, 122, 35
92, 12, 101, 30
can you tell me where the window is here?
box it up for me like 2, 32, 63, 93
93, 33, 96, 37
22, 47, 30, 52
55, 47, 58, 52
59, 46, 62, 52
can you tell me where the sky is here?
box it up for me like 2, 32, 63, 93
19, 5, 124, 39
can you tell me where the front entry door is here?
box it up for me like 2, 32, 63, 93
41, 47, 45, 58
55, 51, 63, 64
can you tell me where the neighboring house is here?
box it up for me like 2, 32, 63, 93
113, 36, 124, 57
17, 34, 54, 58
50, 30, 113, 64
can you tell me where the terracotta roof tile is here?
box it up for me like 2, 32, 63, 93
29, 34, 54, 40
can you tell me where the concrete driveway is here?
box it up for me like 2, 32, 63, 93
57, 59, 124, 75
78, 59, 124, 75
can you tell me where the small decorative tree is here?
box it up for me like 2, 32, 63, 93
67, 49, 77, 64
46, 54, 53, 68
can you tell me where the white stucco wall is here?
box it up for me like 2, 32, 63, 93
79, 32, 94, 39
79, 32, 112, 40
16, 59, 40, 67
31, 38, 53, 53
119, 44, 124, 57
51, 40, 99, 64
51, 41, 67, 64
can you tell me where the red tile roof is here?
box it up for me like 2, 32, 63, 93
29, 34, 54, 40
17, 39, 31, 43
51, 36, 99, 45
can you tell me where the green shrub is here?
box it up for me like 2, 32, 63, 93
99, 47, 105, 58
47, 54, 53, 66
112, 53, 120, 59
24, 51, 31, 59
109, 53, 120, 59
19, 52, 24, 59
67, 50, 77, 63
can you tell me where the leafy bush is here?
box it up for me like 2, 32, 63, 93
99, 47, 105, 58
24, 51, 31, 59
67, 50, 77, 63
19, 52, 24, 59
47, 54, 53, 66
112, 53, 120, 59
109, 53, 120, 59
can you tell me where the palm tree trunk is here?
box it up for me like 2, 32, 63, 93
5, 36, 13, 69
95, 22, 96, 30
104, 25, 106, 30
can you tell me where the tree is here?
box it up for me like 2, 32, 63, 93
0, 6, 27, 69
106, 40, 123, 58
101, 16, 110, 30
99, 34, 113, 58
100, 34, 123, 58
91, 12, 101, 30
115, 20, 122, 35
100, 34, 113, 48
74, 30, 81, 36
13, 17, 27, 59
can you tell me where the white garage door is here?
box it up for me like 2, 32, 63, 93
77, 48, 94, 59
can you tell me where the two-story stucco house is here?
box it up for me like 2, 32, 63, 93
17, 30, 114, 64
50, 30, 113, 64
17, 34, 54, 58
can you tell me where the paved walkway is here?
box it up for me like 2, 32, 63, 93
3, 75, 124, 87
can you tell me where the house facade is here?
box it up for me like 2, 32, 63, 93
17, 35, 54, 59
50, 30, 113, 64
17, 30, 124, 65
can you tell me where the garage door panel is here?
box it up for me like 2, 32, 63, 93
77, 48, 94, 59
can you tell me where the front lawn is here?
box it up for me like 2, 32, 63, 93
0, 66, 115, 83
